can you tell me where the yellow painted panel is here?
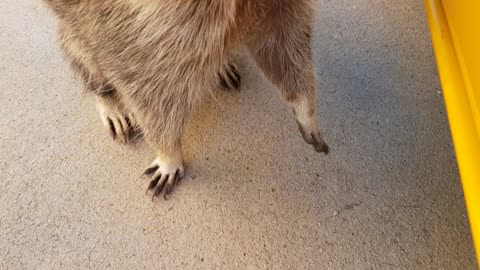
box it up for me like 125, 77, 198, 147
425, 0, 480, 266
441, 0, 480, 136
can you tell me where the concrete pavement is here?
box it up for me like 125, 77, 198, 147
0, 0, 477, 269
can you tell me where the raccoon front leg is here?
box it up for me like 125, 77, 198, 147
128, 93, 193, 199
248, 13, 329, 154
141, 126, 186, 199
58, 23, 136, 144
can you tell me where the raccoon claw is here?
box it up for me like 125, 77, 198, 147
125, 112, 138, 130
144, 157, 184, 200
105, 115, 130, 144
220, 63, 241, 91
143, 164, 159, 175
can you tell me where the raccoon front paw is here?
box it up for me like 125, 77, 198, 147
97, 101, 135, 144
144, 155, 184, 200
220, 63, 241, 91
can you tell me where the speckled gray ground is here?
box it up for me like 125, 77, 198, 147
0, 0, 477, 269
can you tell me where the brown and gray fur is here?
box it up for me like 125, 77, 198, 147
44, 0, 329, 199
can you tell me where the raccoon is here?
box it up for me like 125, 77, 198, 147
43, 0, 329, 199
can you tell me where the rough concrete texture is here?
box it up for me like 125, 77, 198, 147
0, 0, 477, 269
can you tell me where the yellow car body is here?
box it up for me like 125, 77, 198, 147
425, 0, 480, 264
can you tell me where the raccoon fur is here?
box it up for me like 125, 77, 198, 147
43, 0, 329, 199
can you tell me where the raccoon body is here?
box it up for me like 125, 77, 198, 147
44, 0, 329, 198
